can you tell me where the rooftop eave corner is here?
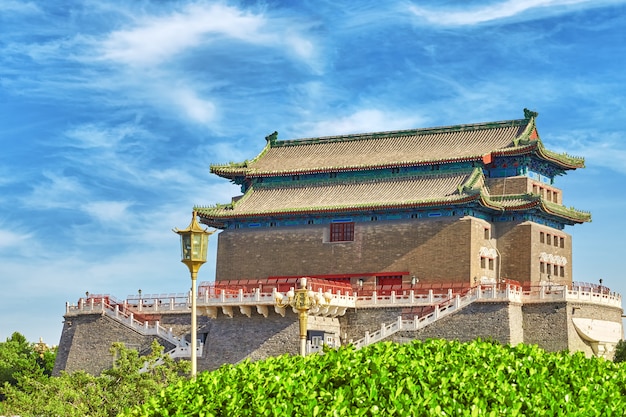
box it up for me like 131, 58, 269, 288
537, 144, 586, 169
457, 167, 485, 195
542, 201, 592, 223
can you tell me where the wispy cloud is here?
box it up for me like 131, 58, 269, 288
297, 109, 429, 138
0, 229, 33, 249
0, 0, 41, 14
22, 171, 88, 211
98, 3, 318, 68
550, 130, 626, 174
407, 0, 624, 26
84, 201, 133, 223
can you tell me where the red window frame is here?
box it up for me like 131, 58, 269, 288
330, 222, 354, 242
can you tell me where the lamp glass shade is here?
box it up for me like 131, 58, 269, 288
174, 211, 212, 265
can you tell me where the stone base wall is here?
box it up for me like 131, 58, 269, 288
54, 300, 623, 374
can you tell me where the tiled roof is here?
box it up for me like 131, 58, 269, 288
196, 168, 591, 226
212, 120, 528, 177
197, 170, 480, 219
211, 113, 585, 178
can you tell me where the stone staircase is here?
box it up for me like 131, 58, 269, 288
351, 288, 479, 349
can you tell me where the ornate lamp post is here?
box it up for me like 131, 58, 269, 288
275, 277, 330, 356
174, 211, 214, 376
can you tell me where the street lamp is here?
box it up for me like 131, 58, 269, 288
275, 277, 330, 356
173, 211, 214, 376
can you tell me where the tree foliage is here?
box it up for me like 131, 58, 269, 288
0, 332, 56, 397
0, 339, 190, 417
614, 339, 626, 364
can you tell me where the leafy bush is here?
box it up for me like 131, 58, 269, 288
0, 340, 190, 417
123, 339, 626, 416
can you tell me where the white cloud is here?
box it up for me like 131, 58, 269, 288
0, 229, 32, 249
83, 201, 133, 223
407, 0, 623, 26
300, 109, 429, 137
170, 87, 217, 124
100, 3, 274, 67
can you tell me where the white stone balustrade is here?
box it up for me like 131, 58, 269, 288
66, 284, 621, 322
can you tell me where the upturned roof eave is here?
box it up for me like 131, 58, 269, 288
211, 155, 487, 179
195, 195, 481, 222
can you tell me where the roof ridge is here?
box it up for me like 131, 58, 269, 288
273, 118, 528, 148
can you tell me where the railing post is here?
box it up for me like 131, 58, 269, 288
115, 305, 119, 318
144, 321, 149, 331
410, 290, 415, 303
413, 315, 419, 330
372, 291, 378, 304
90, 298, 95, 311
477, 285, 482, 299
239, 289, 244, 302
391, 291, 396, 303
66, 301, 70, 314
448, 289, 453, 299
397, 316, 403, 330
455, 294, 460, 308
129, 313, 134, 327
381, 323, 386, 337
540, 286, 545, 299
434, 305, 440, 319
428, 289, 433, 303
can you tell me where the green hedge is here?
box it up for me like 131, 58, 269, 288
123, 339, 626, 416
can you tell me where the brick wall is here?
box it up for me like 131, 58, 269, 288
495, 222, 572, 286
216, 217, 494, 285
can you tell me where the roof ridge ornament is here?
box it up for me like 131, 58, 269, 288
523, 108, 539, 120
265, 131, 278, 146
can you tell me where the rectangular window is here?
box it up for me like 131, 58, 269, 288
560, 237, 565, 248
546, 264, 552, 275
540, 262, 545, 273
554, 237, 559, 247
560, 266, 565, 277
488, 259, 494, 271
484, 228, 490, 240
546, 234, 551, 245
481, 257, 486, 269
540, 232, 545, 243
330, 222, 354, 242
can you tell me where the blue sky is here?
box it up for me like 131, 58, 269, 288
1, 0, 625, 344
